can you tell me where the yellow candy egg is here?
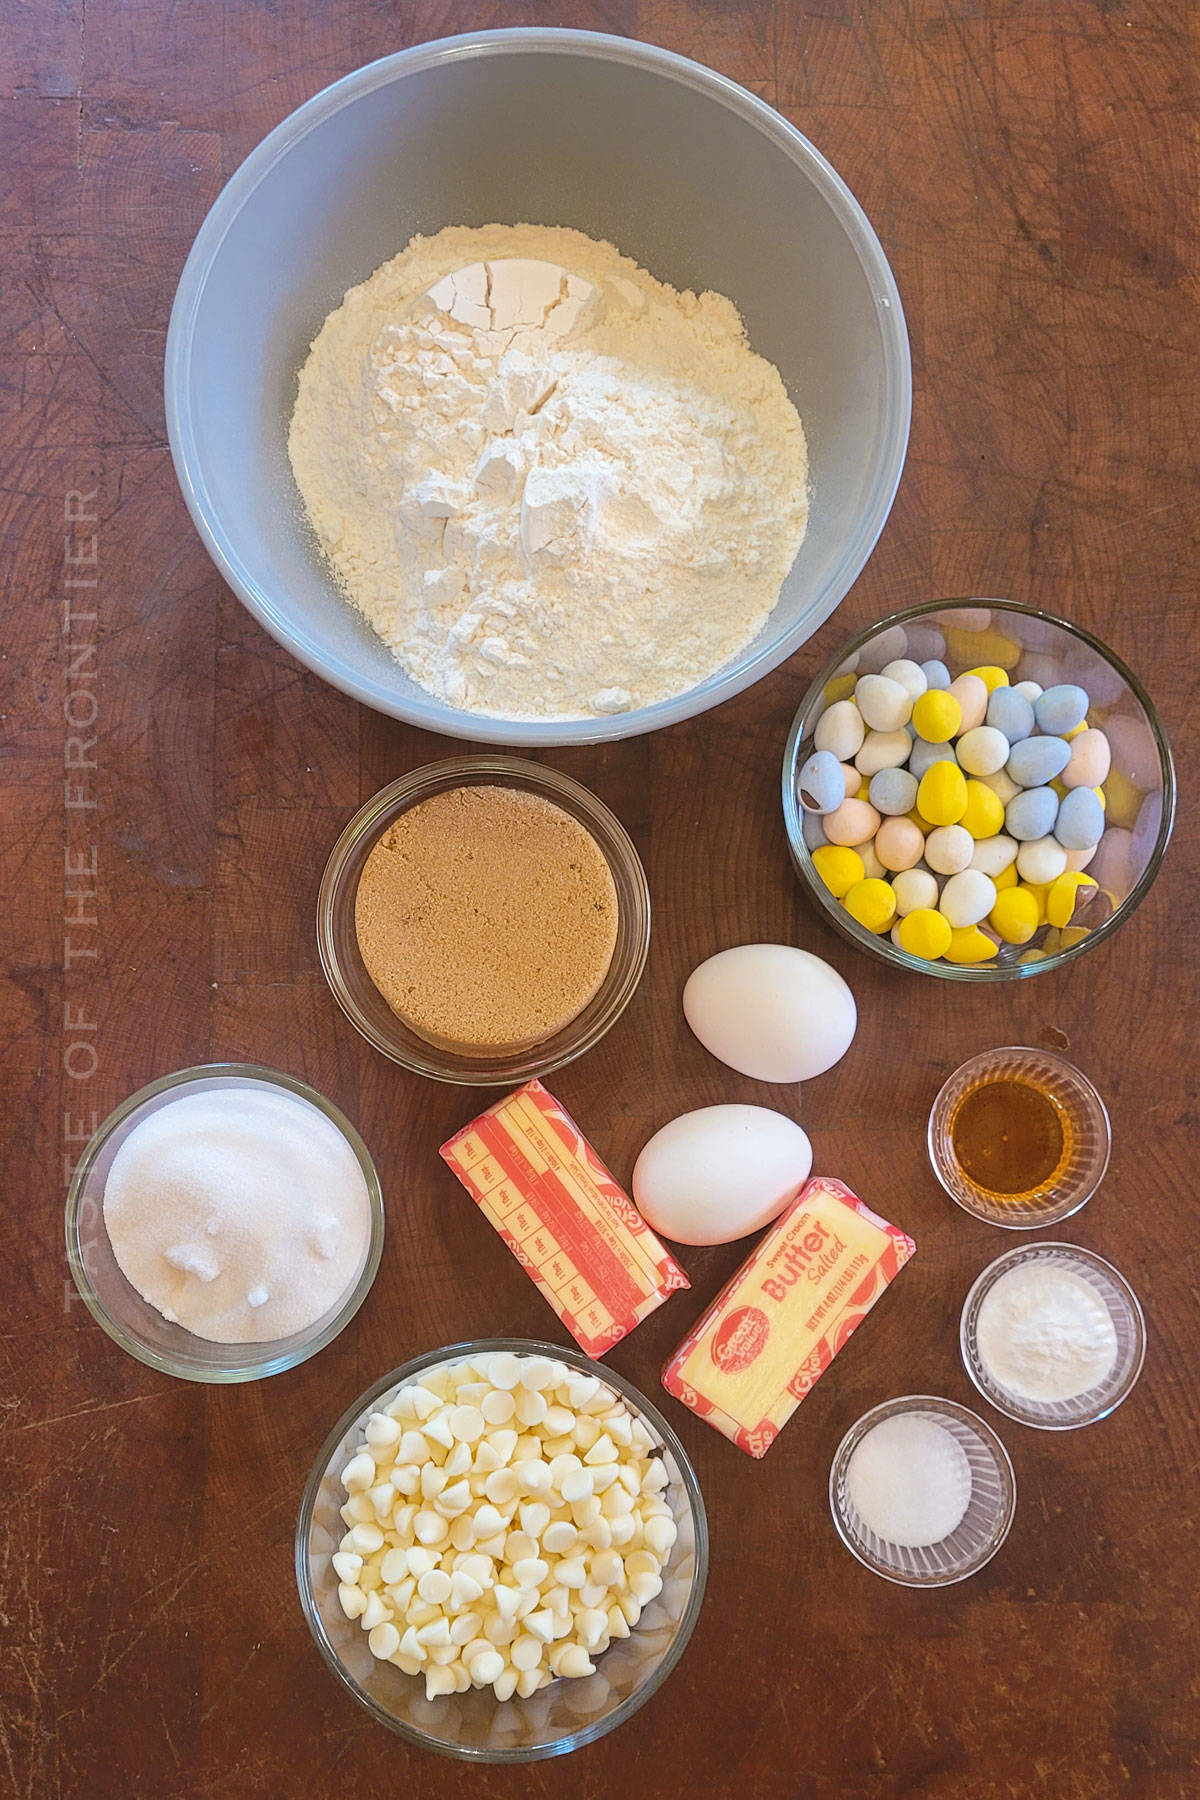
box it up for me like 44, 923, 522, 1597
1094, 785, 1107, 810
959, 779, 1005, 839
1046, 871, 1098, 929
911, 689, 962, 744
962, 664, 1011, 693
944, 925, 1000, 964
843, 877, 897, 933
812, 844, 865, 899
896, 908, 953, 960
993, 862, 1019, 891
917, 761, 968, 827
989, 886, 1039, 945
944, 624, 1021, 671
856, 778, 871, 801
1102, 766, 1141, 829
823, 671, 859, 705
1058, 925, 1091, 949
1020, 880, 1050, 924
1064, 720, 1088, 741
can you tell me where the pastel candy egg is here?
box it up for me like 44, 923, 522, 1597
1017, 651, 1061, 691
924, 823, 974, 875
944, 925, 999, 964
946, 630, 1019, 673
843, 877, 897, 933
959, 780, 1006, 840
957, 725, 1010, 778
1132, 791, 1163, 867
962, 663, 1012, 693
970, 833, 1018, 877
1060, 646, 1124, 707
874, 815, 925, 872
909, 739, 958, 778
1062, 842, 1098, 873
1101, 765, 1141, 829
896, 908, 953, 960
1104, 714, 1159, 788
824, 673, 859, 707
979, 767, 1020, 807
801, 811, 828, 850
855, 674, 913, 732
1054, 787, 1104, 851
1046, 872, 1098, 929
1016, 836, 1068, 885
840, 762, 861, 798
938, 606, 991, 631
857, 838, 886, 881
855, 728, 912, 777
904, 623, 947, 663
986, 686, 1035, 743
814, 699, 866, 761
911, 688, 962, 744
1034, 684, 1089, 736
1007, 735, 1071, 788
855, 624, 909, 675
797, 750, 846, 814
1089, 825, 1135, 902
917, 761, 968, 826
824, 797, 880, 847
992, 861, 1019, 891
811, 845, 865, 899
946, 673, 989, 733
1005, 786, 1059, 841
879, 658, 928, 702
1013, 680, 1043, 704
939, 869, 997, 929
990, 886, 1040, 945
892, 867, 939, 916
868, 767, 919, 817
920, 659, 951, 691
1062, 728, 1111, 790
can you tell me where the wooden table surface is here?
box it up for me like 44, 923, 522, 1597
4, 2, 1198, 1795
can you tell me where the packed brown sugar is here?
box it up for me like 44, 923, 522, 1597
354, 785, 619, 1052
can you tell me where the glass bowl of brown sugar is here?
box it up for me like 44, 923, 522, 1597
317, 757, 651, 1085
927, 1046, 1111, 1228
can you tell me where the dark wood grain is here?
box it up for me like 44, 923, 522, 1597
2, 3, 1198, 1796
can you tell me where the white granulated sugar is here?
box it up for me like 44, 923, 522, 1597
103, 1086, 371, 1344
289, 224, 809, 721
845, 1415, 973, 1549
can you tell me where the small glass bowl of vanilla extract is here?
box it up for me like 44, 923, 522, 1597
928, 1048, 1111, 1228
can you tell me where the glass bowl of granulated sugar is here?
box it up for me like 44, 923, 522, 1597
165, 30, 909, 745
66, 1064, 384, 1382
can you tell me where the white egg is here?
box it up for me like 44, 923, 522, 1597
632, 1106, 813, 1246
682, 944, 856, 1083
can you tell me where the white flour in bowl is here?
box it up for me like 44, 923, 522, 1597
289, 224, 808, 721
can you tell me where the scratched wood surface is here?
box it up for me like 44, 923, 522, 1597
2, 2, 1198, 1796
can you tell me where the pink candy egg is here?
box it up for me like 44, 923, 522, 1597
946, 672, 988, 733
874, 816, 925, 872
1062, 728, 1111, 790
824, 798, 881, 847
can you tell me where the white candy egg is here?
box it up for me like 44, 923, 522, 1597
682, 944, 857, 1084
632, 1106, 813, 1246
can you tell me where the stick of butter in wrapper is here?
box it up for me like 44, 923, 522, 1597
662, 1176, 915, 1457
441, 1081, 689, 1358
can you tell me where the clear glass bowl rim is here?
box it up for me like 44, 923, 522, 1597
64, 1062, 385, 1383
782, 597, 1177, 981
828, 1393, 1017, 1588
316, 756, 652, 1085
294, 1336, 710, 1761
926, 1045, 1112, 1230
959, 1241, 1147, 1431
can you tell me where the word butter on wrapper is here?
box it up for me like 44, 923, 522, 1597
440, 1081, 689, 1358
662, 1176, 915, 1457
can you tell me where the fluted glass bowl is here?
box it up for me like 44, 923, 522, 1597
783, 599, 1175, 979
295, 1339, 708, 1760
65, 1064, 384, 1382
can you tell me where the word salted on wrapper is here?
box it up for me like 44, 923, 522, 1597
440, 1081, 689, 1357
663, 1177, 915, 1457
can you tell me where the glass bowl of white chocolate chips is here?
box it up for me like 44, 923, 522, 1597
296, 1340, 708, 1759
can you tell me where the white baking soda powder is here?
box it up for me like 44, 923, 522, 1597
976, 1263, 1118, 1403
845, 1414, 973, 1548
103, 1085, 371, 1344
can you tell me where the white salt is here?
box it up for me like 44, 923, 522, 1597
846, 1414, 973, 1548
103, 1085, 371, 1344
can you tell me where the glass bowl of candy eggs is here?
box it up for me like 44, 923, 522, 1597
296, 1339, 708, 1760
782, 599, 1175, 979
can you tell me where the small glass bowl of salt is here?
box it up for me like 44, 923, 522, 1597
960, 1242, 1146, 1431
829, 1396, 1016, 1587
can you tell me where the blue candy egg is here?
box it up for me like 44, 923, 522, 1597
909, 739, 959, 779
1054, 786, 1105, 851
1007, 734, 1071, 788
1034, 684, 1089, 736
919, 659, 951, 691
986, 685, 1035, 744
802, 809, 829, 850
1006, 786, 1060, 842
797, 749, 847, 814
868, 766, 919, 817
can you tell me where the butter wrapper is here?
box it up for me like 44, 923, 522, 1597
662, 1176, 915, 1457
440, 1080, 689, 1358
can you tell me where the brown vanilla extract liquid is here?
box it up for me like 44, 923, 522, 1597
949, 1076, 1073, 1201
